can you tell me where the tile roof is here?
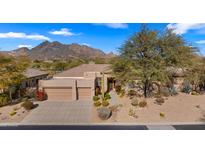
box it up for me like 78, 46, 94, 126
24, 68, 48, 78
54, 64, 111, 77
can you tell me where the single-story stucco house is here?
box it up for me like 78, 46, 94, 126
39, 64, 115, 101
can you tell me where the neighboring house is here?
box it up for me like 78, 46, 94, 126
39, 64, 115, 101
0, 68, 48, 94
21, 68, 49, 89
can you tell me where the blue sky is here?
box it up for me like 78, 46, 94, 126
0, 23, 205, 55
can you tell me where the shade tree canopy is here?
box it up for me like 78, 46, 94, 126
112, 25, 197, 97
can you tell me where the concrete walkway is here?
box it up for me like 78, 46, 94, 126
21, 100, 92, 125
109, 90, 121, 105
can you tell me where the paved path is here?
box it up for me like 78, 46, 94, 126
21, 100, 92, 125
109, 90, 121, 105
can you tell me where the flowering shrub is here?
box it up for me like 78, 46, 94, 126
36, 90, 47, 101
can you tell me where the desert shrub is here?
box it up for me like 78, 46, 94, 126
154, 97, 165, 105
169, 86, 178, 96
191, 91, 199, 95
94, 101, 101, 107
182, 81, 192, 94
102, 100, 109, 107
119, 89, 125, 98
128, 108, 138, 118
127, 89, 137, 98
104, 93, 111, 100
131, 98, 138, 106
10, 111, 17, 116
160, 87, 170, 97
0, 94, 10, 107
97, 107, 112, 120
159, 112, 165, 118
138, 100, 147, 108
21, 100, 37, 110
115, 85, 122, 94
36, 90, 47, 101
93, 95, 100, 101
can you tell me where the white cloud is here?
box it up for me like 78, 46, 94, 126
0, 32, 50, 40
18, 44, 32, 48
95, 23, 128, 29
81, 43, 91, 47
196, 40, 205, 44
49, 28, 80, 36
167, 23, 205, 35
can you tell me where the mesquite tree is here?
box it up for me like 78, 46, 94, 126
112, 25, 195, 97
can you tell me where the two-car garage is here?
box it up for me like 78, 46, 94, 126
40, 79, 94, 102
44, 87, 92, 101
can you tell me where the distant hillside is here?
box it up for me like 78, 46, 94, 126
0, 41, 115, 60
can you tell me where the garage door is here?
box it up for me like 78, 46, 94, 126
77, 87, 91, 100
44, 87, 72, 101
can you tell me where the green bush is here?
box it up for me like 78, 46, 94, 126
191, 91, 199, 95
131, 98, 138, 106
119, 89, 125, 97
21, 100, 36, 110
128, 108, 138, 118
169, 86, 178, 96
104, 93, 111, 100
102, 100, 109, 107
160, 112, 165, 118
182, 81, 192, 94
94, 101, 101, 107
138, 100, 147, 108
10, 111, 17, 116
93, 96, 100, 101
0, 94, 10, 107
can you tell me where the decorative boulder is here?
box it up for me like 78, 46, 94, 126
97, 107, 112, 120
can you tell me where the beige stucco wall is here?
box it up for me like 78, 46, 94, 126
84, 72, 111, 92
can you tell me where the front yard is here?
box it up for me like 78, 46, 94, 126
0, 102, 30, 123
92, 92, 205, 124
1, 91, 205, 124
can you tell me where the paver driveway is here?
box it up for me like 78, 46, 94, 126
21, 100, 92, 125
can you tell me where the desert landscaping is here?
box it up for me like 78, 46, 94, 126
0, 102, 29, 123
92, 92, 205, 124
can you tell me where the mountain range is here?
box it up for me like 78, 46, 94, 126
0, 41, 115, 60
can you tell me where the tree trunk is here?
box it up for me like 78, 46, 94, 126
144, 80, 148, 98
9, 89, 12, 103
